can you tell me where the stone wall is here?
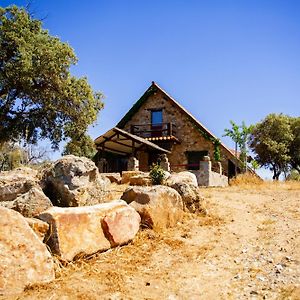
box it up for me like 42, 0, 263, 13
122, 89, 235, 174
190, 157, 228, 187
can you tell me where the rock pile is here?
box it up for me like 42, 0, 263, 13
0, 155, 206, 296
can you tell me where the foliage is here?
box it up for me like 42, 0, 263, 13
249, 114, 294, 180
63, 133, 96, 159
223, 120, 253, 171
0, 142, 24, 170
149, 163, 166, 185
286, 169, 300, 181
0, 141, 49, 171
0, 6, 104, 149
250, 160, 260, 171
290, 117, 300, 173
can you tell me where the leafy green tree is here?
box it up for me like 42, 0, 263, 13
63, 133, 96, 159
223, 120, 253, 172
250, 160, 260, 171
290, 117, 300, 173
0, 6, 103, 149
0, 142, 25, 171
249, 114, 293, 180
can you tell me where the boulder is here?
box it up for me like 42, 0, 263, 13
38, 200, 141, 261
0, 167, 39, 202
166, 171, 198, 187
170, 182, 205, 213
121, 185, 183, 229
129, 174, 152, 186
26, 218, 50, 242
101, 173, 122, 184
0, 207, 54, 296
2, 187, 53, 218
44, 155, 111, 207
121, 171, 144, 184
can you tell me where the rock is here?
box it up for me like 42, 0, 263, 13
129, 175, 152, 186
121, 185, 183, 229
165, 171, 198, 187
38, 200, 141, 261
168, 182, 204, 213
0, 167, 39, 202
44, 155, 111, 207
121, 171, 145, 184
0, 207, 54, 296
101, 173, 122, 184
4, 187, 53, 218
26, 217, 50, 242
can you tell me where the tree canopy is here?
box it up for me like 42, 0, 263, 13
249, 114, 295, 180
0, 6, 104, 149
63, 133, 96, 159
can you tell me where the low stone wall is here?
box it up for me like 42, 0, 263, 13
190, 156, 228, 187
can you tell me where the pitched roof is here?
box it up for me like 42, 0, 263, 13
94, 127, 170, 156
117, 81, 240, 163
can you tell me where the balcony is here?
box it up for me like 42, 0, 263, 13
130, 122, 178, 141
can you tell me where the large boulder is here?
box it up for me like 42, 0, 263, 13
43, 155, 111, 207
38, 200, 141, 261
121, 185, 183, 229
165, 171, 198, 187
1, 187, 53, 218
0, 207, 54, 296
170, 182, 205, 213
0, 167, 39, 202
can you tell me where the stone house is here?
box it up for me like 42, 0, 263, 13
94, 82, 242, 180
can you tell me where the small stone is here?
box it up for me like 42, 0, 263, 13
257, 275, 265, 282
250, 291, 259, 295
275, 264, 283, 273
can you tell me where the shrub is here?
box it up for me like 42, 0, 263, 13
149, 164, 166, 185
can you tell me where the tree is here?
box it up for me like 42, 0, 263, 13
223, 120, 253, 172
249, 114, 293, 180
290, 117, 300, 173
63, 133, 96, 159
0, 6, 103, 149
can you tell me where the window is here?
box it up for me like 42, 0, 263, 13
186, 151, 208, 170
151, 109, 163, 125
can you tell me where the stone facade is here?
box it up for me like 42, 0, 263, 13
122, 89, 235, 175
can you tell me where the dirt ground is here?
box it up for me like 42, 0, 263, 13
5, 182, 300, 300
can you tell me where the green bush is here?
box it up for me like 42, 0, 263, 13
149, 163, 166, 185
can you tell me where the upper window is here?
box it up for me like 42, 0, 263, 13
151, 110, 163, 125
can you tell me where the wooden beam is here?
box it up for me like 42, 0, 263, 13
96, 145, 128, 155
109, 139, 135, 149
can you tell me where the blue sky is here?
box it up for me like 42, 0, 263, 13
3, 0, 300, 178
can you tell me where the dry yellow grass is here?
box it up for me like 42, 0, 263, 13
229, 173, 300, 191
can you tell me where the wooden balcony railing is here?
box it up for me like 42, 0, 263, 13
130, 123, 177, 139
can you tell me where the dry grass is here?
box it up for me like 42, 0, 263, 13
229, 173, 264, 187
229, 173, 300, 191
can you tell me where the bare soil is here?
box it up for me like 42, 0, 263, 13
5, 182, 300, 300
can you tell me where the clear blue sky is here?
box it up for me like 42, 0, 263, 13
3, 0, 300, 178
